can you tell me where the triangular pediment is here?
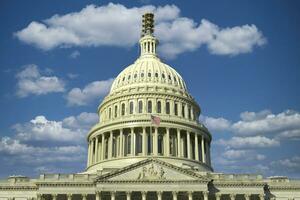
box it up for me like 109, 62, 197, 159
95, 158, 210, 183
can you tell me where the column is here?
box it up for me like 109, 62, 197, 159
95, 191, 101, 200
185, 104, 188, 119
172, 191, 177, 200
95, 136, 99, 163
142, 191, 147, 200
195, 133, 199, 161
157, 191, 162, 200
142, 127, 147, 156
229, 194, 236, 200
166, 128, 170, 156
203, 191, 208, 200
87, 142, 91, 166
177, 129, 181, 157
131, 128, 134, 155
201, 136, 206, 163
111, 192, 116, 200
258, 194, 264, 200
109, 131, 113, 159
67, 194, 72, 200
126, 191, 131, 200
206, 141, 210, 165
244, 194, 250, 200
187, 131, 191, 159
101, 133, 105, 160
91, 139, 95, 164
188, 191, 193, 200
37, 194, 41, 200
52, 194, 57, 200
153, 127, 158, 155
215, 193, 221, 200
82, 194, 87, 200
120, 129, 123, 157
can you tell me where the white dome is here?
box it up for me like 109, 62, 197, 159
110, 56, 188, 95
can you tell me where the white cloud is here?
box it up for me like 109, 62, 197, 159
215, 136, 279, 148
16, 64, 65, 97
15, 3, 266, 58
66, 78, 114, 106
223, 149, 266, 161
271, 156, 300, 173
13, 112, 98, 143
67, 73, 79, 79
200, 115, 231, 132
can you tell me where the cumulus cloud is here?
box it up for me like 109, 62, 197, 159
66, 78, 114, 106
271, 156, 300, 174
223, 149, 266, 161
200, 115, 231, 132
13, 112, 98, 143
15, 3, 266, 58
16, 64, 65, 97
215, 136, 279, 149
202, 110, 300, 140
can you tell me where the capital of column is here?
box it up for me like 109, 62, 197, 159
215, 193, 221, 200
67, 194, 73, 199
244, 194, 251, 200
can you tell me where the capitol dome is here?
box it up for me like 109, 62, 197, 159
86, 13, 212, 174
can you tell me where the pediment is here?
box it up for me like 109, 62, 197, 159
95, 158, 210, 183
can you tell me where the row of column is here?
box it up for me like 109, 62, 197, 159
37, 192, 265, 200
87, 127, 211, 167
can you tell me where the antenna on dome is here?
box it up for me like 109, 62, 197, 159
141, 12, 154, 37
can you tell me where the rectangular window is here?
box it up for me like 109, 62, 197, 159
129, 102, 134, 114
166, 102, 170, 114
157, 101, 161, 113
174, 103, 178, 116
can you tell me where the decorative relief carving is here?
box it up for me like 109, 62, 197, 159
137, 164, 166, 180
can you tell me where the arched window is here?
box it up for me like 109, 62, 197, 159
138, 100, 143, 113
109, 108, 112, 119
174, 103, 178, 116
166, 102, 170, 114
168, 75, 172, 80
155, 72, 158, 78
188, 106, 191, 119
158, 134, 164, 154
157, 101, 161, 113
148, 100, 152, 113
162, 73, 165, 79
148, 72, 151, 77
114, 105, 118, 118
129, 102, 134, 114
141, 72, 144, 78
121, 103, 125, 116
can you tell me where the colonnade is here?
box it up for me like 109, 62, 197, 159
37, 191, 265, 200
87, 127, 211, 167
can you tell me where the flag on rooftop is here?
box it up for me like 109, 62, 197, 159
151, 115, 161, 126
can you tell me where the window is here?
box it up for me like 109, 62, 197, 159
182, 104, 185, 118
105, 138, 109, 159
134, 74, 137, 78
147, 100, 152, 113
166, 102, 170, 114
138, 100, 143, 113
157, 101, 161, 113
168, 75, 172, 80
129, 102, 134, 114
155, 72, 158, 78
114, 105, 118, 118
109, 108, 112, 119
121, 103, 125, 116
125, 134, 131, 155
112, 137, 117, 157
141, 73, 144, 77
170, 134, 177, 156
148, 72, 151, 77
158, 134, 164, 154
174, 103, 178, 116
123, 77, 125, 81
136, 133, 142, 154
128, 75, 131, 80
188, 106, 191, 119
162, 73, 165, 79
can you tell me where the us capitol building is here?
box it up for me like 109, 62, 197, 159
1, 13, 299, 200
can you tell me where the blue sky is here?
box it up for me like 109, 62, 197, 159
0, 0, 300, 178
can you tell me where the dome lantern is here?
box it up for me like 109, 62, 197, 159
139, 13, 158, 57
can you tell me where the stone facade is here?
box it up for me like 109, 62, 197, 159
1, 13, 299, 200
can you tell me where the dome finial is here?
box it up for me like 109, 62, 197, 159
139, 13, 158, 57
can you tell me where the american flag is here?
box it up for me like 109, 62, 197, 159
151, 115, 161, 126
